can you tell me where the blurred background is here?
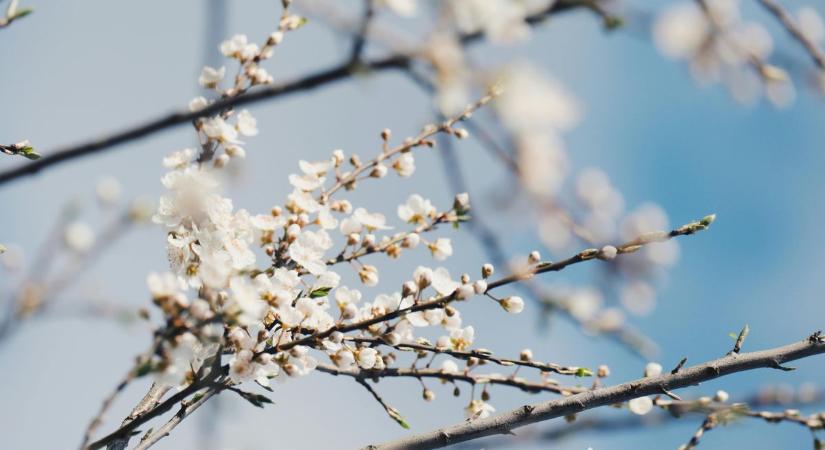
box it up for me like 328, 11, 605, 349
2, 0, 825, 449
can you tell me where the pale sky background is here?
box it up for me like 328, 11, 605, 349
2, 1, 825, 449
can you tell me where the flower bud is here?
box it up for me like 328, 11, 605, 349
499, 296, 524, 314
332, 149, 345, 166
370, 163, 388, 178
520, 349, 533, 362
402, 281, 418, 298
359, 264, 379, 286
403, 233, 420, 248
528, 250, 541, 265
472, 280, 487, 295
455, 284, 474, 300
600, 245, 618, 260
481, 263, 494, 278
454, 192, 470, 210
644, 362, 663, 378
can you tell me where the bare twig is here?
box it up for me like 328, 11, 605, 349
347, 336, 587, 376
316, 364, 586, 396
680, 414, 718, 450
132, 386, 220, 450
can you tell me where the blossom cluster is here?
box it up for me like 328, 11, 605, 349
652, 0, 825, 106
141, 23, 533, 422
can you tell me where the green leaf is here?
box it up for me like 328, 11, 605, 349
10, 7, 33, 20
236, 390, 273, 408
387, 407, 410, 429
575, 367, 593, 377
134, 360, 156, 377
603, 15, 623, 30
19, 146, 40, 160
309, 287, 332, 298
728, 332, 738, 340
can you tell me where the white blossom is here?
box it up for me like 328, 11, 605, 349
465, 399, 496, 420
198, 66, 226, 88
398, 194, 436, 224
644, 362, 663, 378
428, 238, 453, 260
392, 153, 416, 177
288, 229, 333, 275
235, 110, 258, 136
64, 221, 94, 253
500, 296, 524, 314
628, 396, 654, 415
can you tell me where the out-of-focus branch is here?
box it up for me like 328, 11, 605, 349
363, 332, 825, 450
757, 0, 825, 71
458, 384, 825, 448
132, 386, 219, 450
0, 0, 33, 29
0, 0, 594, 187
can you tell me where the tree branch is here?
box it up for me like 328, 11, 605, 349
757, 0, 825, 71
0, 0, 592, 187
362, 331, 825, 450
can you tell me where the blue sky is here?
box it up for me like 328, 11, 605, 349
1, 1, 824, 449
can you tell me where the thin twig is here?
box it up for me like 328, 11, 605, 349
132, 386, 220, 450
757, 0, 825, 71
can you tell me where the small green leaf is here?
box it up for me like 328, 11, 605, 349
11, 7, 33, 20
236, 390, 273, 408
20, 146, 40, 160
134, 360, 156, 377
603, 15, 623, 30
309, 286, 332, 298
728, 332, 738, 340
575, 367, 593, 377
387, 407, 410, 429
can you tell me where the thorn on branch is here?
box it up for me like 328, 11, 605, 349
770, 360, 796, 372
672, 357, 688, 374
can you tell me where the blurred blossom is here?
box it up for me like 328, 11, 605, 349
381, 0, 416, 17
1, 244, 24, 272
797, 7, 825, 44
496, 63, 581, 134
538, 213, 572, 251
652, 0, 792, 107
95, 176, 121, 206
64, 221, 95, 253
621, 280, 657, 316
516, 131, 568, 196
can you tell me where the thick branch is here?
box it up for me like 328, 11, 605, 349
363, 332, 825, 450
